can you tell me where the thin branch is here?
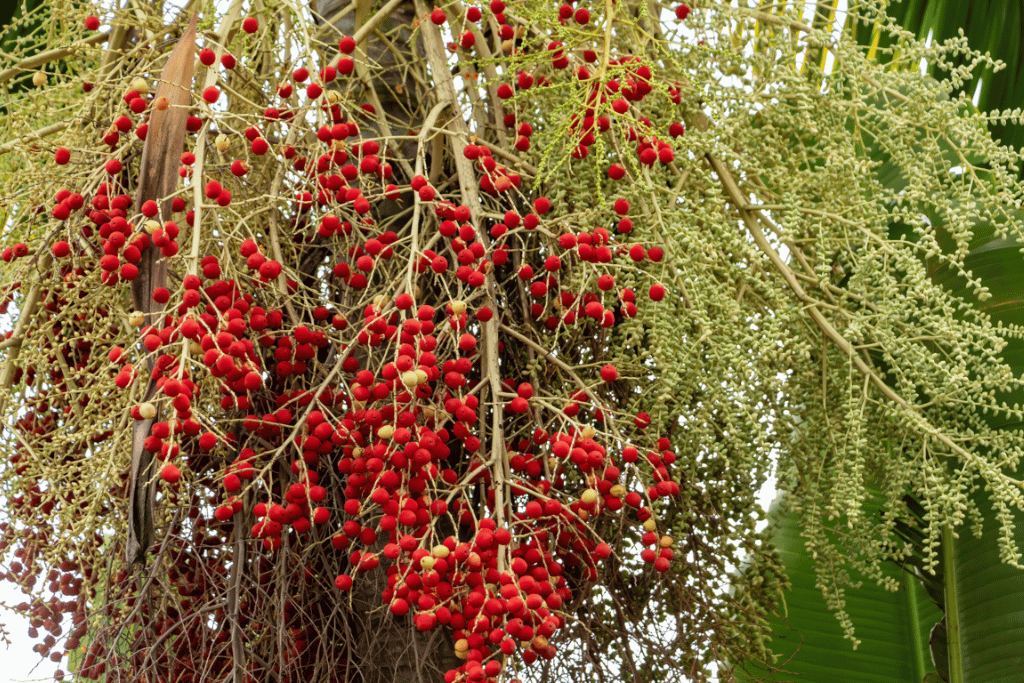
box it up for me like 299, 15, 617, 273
0, 31, 110, 84
0, 122, 69, 156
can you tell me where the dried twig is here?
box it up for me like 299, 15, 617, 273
127, 11, 199, 566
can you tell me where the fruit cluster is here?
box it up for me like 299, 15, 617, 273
0, 1, 697, 681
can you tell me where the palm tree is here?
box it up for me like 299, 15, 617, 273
2, 2, 1024, 683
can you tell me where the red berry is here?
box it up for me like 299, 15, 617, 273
84, 15, 100, 30
649, 284, 665, 301
202, 86, 220, 103
574, 8, 590, 23
339, 36, 356, 54
160, 463, 181, 483
415, 612, 438, 631
243, 372, 262, 391
199, 48, 216, 66
220, 53, 236, 69
51, 241, 70, 258
54, 148, 70, 165
675, 4, 690, 20
608, 163, 626, 180
467, 6, 482, 21
431, 8, 447, 24
600, 365, 617, 382
534, 197, 551, 214
242, 17, 259, 33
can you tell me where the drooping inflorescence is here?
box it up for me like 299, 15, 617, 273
3, 1, 1024, 681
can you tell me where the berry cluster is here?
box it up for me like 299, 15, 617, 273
0, 1, 698, 681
